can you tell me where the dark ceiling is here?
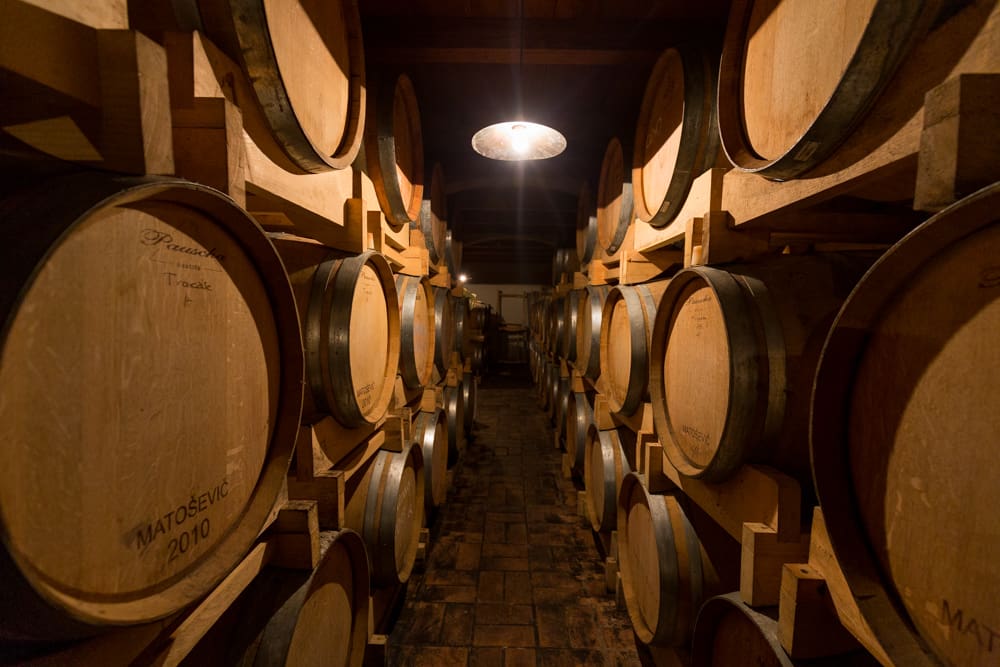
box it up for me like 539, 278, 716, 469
360, 0, 732, 284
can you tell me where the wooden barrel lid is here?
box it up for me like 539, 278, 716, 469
225, 529, 370, 667
364, 73, 424, 229
596, 137, 634, 255
617, 474, 707, 646
395, 274, 435, 390
717, 0, 940, 178
576, 181, 597, 266
358, 444, 425, 588
462, 370, 477, 436
307, 252, 400, 428
565, 391, 593, 474
599, 284, 662, 416
576, 285, 611, 380
445, 380, 465, 465
583, 426, 630, 533
418, 163, 448, 266
811, 184, 1000, 666
0, 174, 302, 638
632, 44, 719, 228
195, 0, 366, 173
433, 287, 455, 375
414, 409, 448, 510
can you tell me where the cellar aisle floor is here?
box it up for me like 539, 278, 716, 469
387, 366, 647, 667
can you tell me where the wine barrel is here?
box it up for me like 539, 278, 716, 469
717, 0, 942, 179
444, 230, 463, 276
0, 174, 302, 639
596, 137, 634, 255
583, 426, 630, 533
650, 255, 868, 483
810, 184, 1000, 667
193, 0, 365, 173
418, 162, 447, 266
599, 281, 670, 416
632, 44, 720, 228
469, 304, 489, 331
414, 409, 448, 511
395, 274, 435, 390
561, 289, 582, 362
564, 391, 594, 474
551, 248, 580, 285
691, 593, 879, 667
576, 181, 598, 266
453, 295, 471, 358
575, 285, 612, 379
432, 286, 454, 375
461, 370, 477, 437
444, 379, 465, 466
468, 338, 485, 375
225, 530, 370, 667
278, 246, 400, 428
617, 474, 715, 646
363, 73, 423, 229
537, 360, 554, 411
345, 444, 424, 588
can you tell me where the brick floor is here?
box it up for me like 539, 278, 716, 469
388, 369, 647, 666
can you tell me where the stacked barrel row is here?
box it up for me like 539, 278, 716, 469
531, 2, 998, 666
0, 1, 475, 664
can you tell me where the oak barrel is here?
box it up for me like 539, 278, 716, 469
444, 230, 463, 276
649, 256, 867, 483
413, 409, 449, 511
432, 286, 455, 375
551, 248, 580, 285
564, 391, 594, 474
363, 73, 424, 229
576, 181, 598, 266
418, 162, 448, 266
575, 285, 611, 379
691, 593, 878, 667
225, 530, 370, 667
461, 369, 477, 437
599, 281, 670, 416
278, 246, 400, 428
717, 0, 942, 179
583, 426, 631, 533
810, 184, 1000, 667
617, 474, 715, 646
444, 379, 466, 466
395, 274, 435, 390
345, 443, 425, 588
0, 174, 303, 639
453, 294, 471, 358
193, 0, 366, 173
632, 44, 720, 228
561, 288, 581, 362
596, 137, 634, 255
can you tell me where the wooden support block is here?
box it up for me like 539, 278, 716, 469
171, 97, 246, 206
577, 490, 587, 516
398, 244, 429, 277
807, 508, 893, 666
779, 563, 862, 659
611, 401, 653, 434
420, 386, 444, 412
428, 267, 450, 287
604, 556, 618, 594
1, 5, 172, 174
269, 500, 320, 571
619, 245, 684, 285
415, 528, 430, 565
363, 634, 388, 667
642, 438, 675, 494
660, 453, 802, 544
587, 258, 610, 285
914, 73, 1000, 212
634, 167, 728, 253
614, 571, 626, 610
145, 539, 276, 666
381, 409, 412, 453
739, 523, 811, 607
684, 210, 769, 267
571, 271, 590, 288
297, 417, 382, 479
593, 394, 615, 430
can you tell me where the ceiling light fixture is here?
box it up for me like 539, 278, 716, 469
470, 0, 566, 162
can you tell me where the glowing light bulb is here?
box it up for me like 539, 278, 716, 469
471, 121, 566, 161
458, 273, 468, 283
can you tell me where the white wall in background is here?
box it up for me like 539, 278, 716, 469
463, 284, 545, 326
